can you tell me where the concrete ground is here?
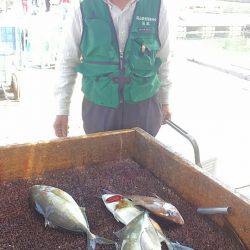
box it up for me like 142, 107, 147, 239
157, 56, 250, 198
0, 57, 249, 200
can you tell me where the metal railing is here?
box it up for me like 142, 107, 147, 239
177, 25, 250, 39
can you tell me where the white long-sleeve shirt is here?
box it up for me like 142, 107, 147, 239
55, 0, 172, 115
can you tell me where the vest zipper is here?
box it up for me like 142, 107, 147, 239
106, 4, 138, 73
106, 2, 138, 108
105, 2, 139, 127
119, 52, 124, 71
107, 14, 123, 72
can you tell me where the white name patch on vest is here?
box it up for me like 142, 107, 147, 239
136, 16, 157, 27
136, 16, 157, 22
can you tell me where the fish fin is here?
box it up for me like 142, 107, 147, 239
126, 199, 146, 210
114, 227, 126, 239
35, 203, 44, 215
80, 206, 86, 212
114, 214, 122, 223
113, 230, 121, 239
160, 236, 193, 250
96, 194, 103, 199
45, 205, 54, 217
152, 193, 164, 201
169, 241, 194, 250
101, 188, 116, 194
130, 202, 144, 211
80, 207, 90, 229
156, 231, 172, 247
158, 232, 167, 244
87, 234, 117, 250
114, 217, 120, 222
44, 218, 49, 228
44, 218, 56, 228
44, 205, 55, 228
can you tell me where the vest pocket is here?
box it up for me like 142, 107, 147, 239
129, 37, 159, 77
82, 75, 119, 108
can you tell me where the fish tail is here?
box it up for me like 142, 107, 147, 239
101, 188, 116, 194
161, 236, 193, 250
87, 233, 117, 250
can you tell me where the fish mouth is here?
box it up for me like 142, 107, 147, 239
166, 214, 185, 225
30, 185, 50, 197
29, 185, 41, 200
29, 185, 42, 206
173, 216, 185, 225
101, 188, 116, 194
30, 185, 43, 193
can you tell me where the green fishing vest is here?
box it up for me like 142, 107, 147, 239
75, 0, 162, 108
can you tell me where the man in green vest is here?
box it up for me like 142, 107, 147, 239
54, 0, 172, 137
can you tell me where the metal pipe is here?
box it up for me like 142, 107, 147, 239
165, 120, 202, 168
197, 207, 232, 215
235, 184, 250, 190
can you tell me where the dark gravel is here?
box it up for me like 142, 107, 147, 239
0, 159, 243, 249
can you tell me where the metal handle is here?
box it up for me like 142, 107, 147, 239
165, 120, 202, 168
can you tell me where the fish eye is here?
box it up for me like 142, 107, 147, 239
167, 210, 176, 216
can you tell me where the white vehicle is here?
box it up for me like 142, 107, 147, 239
0, 16, 24, 100
0, 53, 20, 100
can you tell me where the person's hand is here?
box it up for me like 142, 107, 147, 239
161, 104, 171, 124
54, 115, 69, 137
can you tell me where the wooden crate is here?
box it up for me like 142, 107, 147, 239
0, 128, 249, 247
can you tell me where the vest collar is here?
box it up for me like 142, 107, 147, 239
103, 0, 139, 10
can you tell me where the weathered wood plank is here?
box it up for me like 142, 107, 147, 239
0, 130, 135, 182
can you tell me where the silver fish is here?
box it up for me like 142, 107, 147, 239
125, 195, 185, 225
30, 185, 116, 250
115, 212, 162, 250
102, 193, 193, 250
102, 193, 143, 225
